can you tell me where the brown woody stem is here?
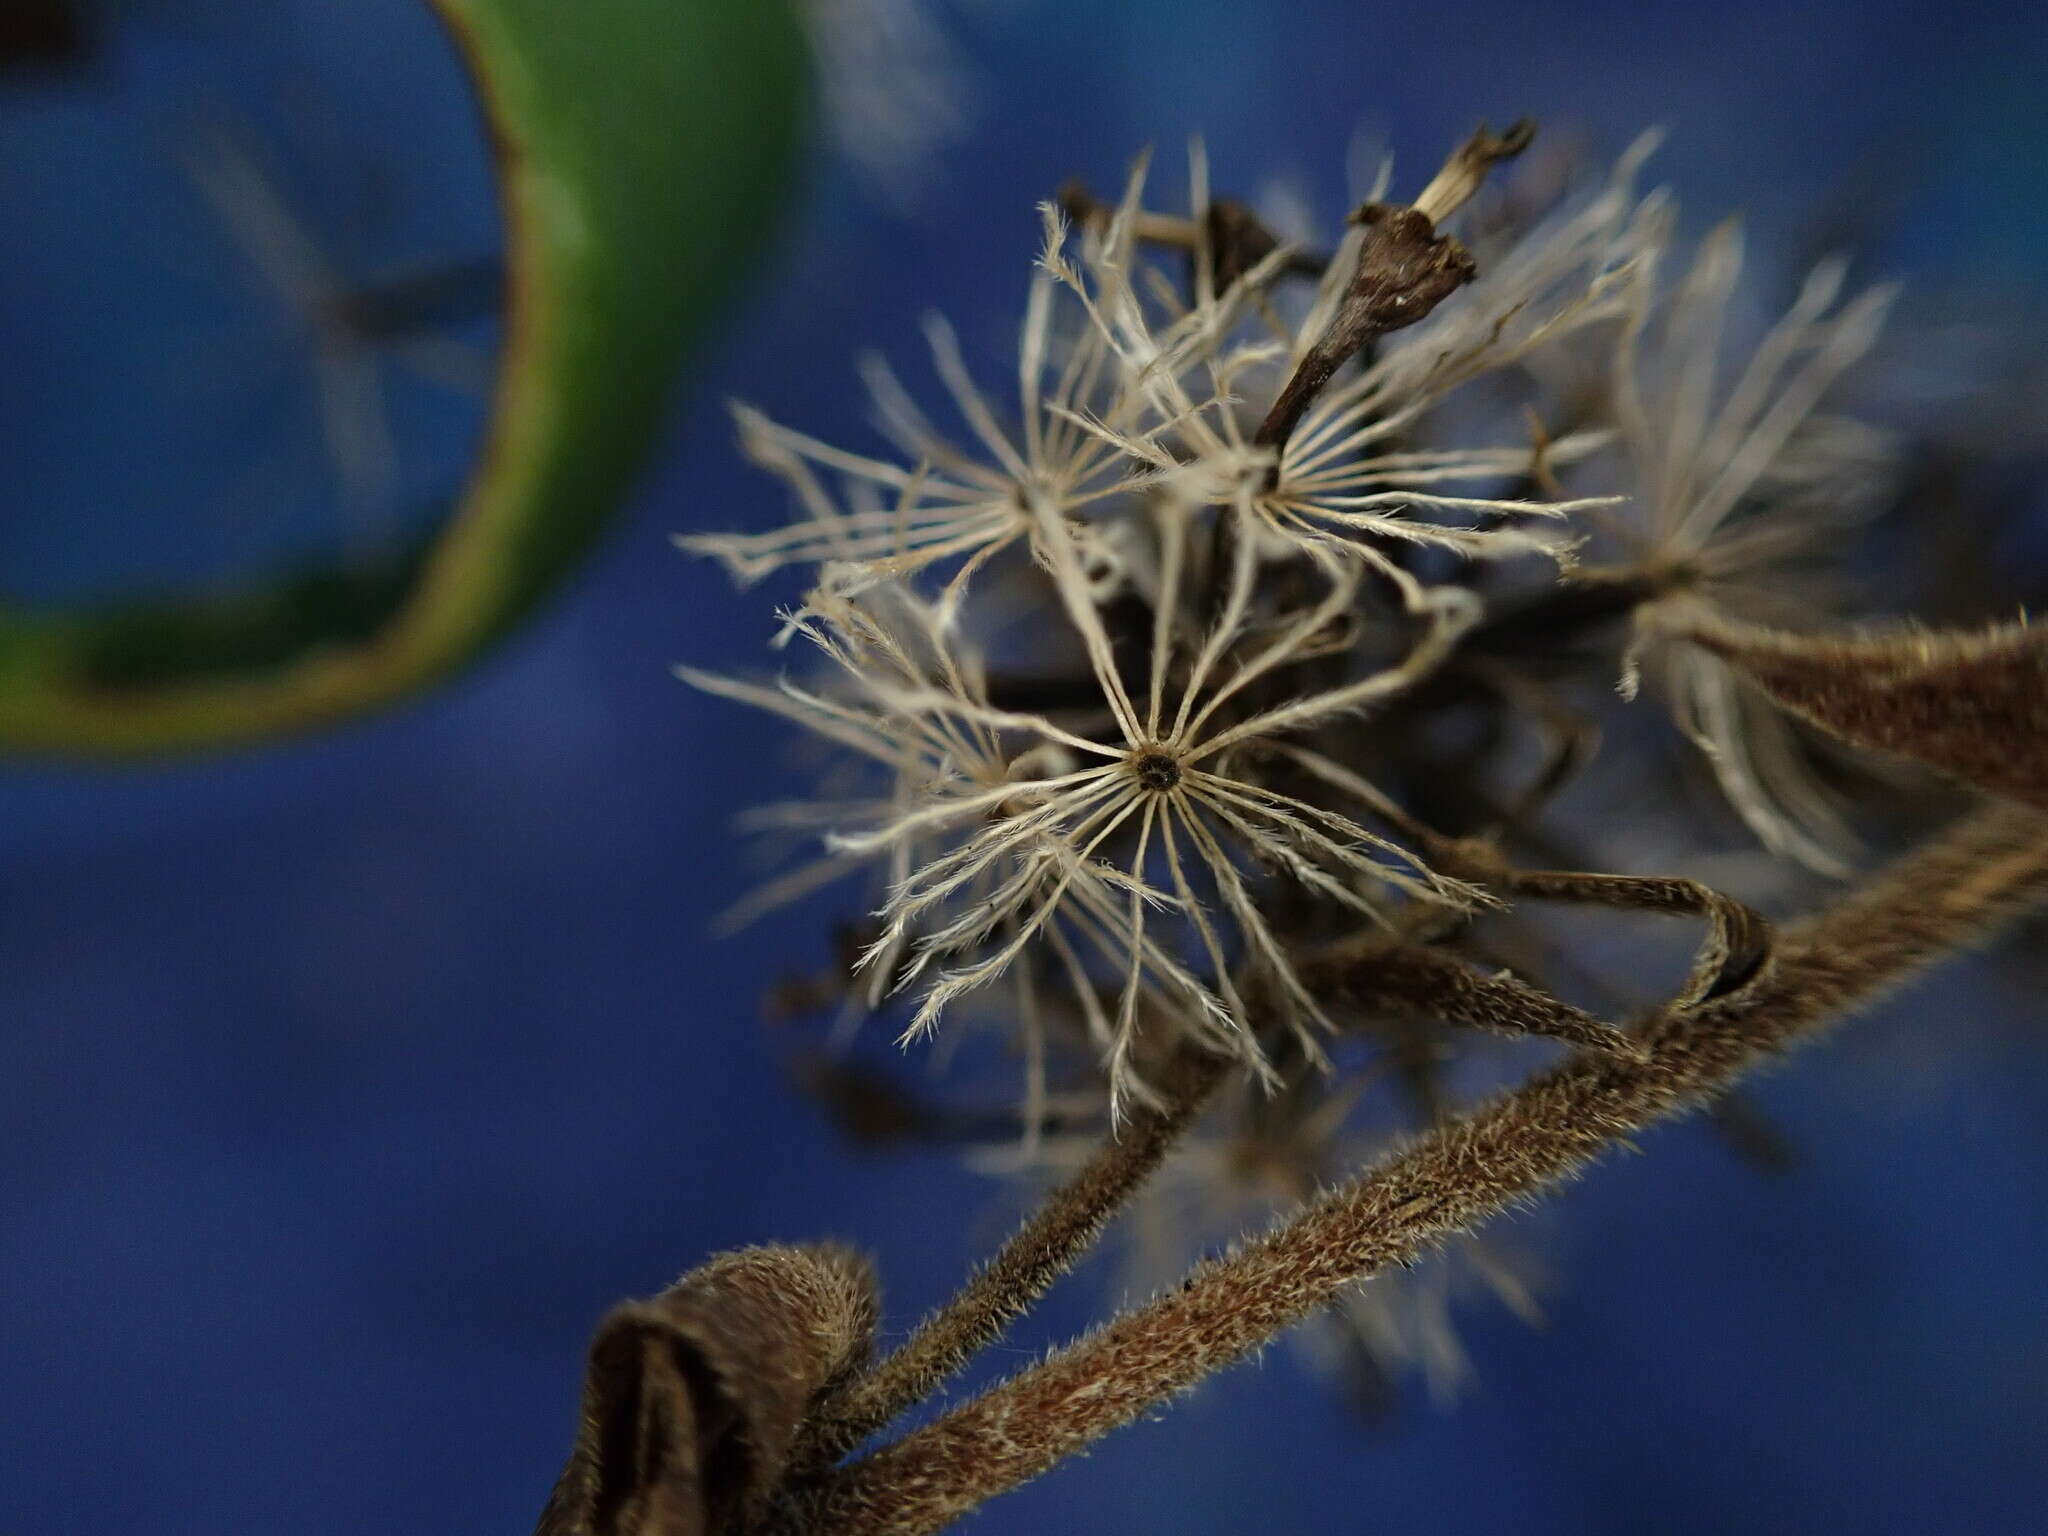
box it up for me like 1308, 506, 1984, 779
797, 1046, 1227, 1465
789, 802, 2048, 1536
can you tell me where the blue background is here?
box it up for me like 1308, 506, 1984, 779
4, 2, 2046, 1531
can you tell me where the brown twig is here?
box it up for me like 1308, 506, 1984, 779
785, 801, 2048, 1536
1494, 868, 1773, 1005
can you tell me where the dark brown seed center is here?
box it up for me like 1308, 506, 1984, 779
1131, 749, 1182, 793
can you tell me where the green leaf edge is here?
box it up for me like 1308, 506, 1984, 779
0, 0, 809, 756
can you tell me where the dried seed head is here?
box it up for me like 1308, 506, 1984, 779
1130, 748, 1184, 793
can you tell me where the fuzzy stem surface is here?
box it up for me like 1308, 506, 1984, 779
800, 1047, 1227, 1464
790, 802, 2048, 1536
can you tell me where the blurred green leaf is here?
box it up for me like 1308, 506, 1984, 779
0, 0, 808, 756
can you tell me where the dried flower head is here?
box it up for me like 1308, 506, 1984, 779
688, 514, 1484, 1112
675, 113, 1997, 1240
1606, 219, 1900, 871
533, 114, 2048, 1536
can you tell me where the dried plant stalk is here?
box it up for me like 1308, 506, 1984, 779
800, 1047, 1228, 1464
789, 802, 2048, 1536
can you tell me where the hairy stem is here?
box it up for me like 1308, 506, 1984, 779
790, 802, 2048, 1536
798, 1046, 1227, 1464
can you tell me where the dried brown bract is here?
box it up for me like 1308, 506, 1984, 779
1671, 611, 2048, 808
537, 1246, 877, 1536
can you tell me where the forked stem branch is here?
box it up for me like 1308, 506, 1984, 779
785, 802, 2048, 1536
798, 1046, 1228, 1465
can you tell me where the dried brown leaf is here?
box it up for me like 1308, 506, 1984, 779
1674, 613, 2048, 809
536, 1244, 878, 1536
